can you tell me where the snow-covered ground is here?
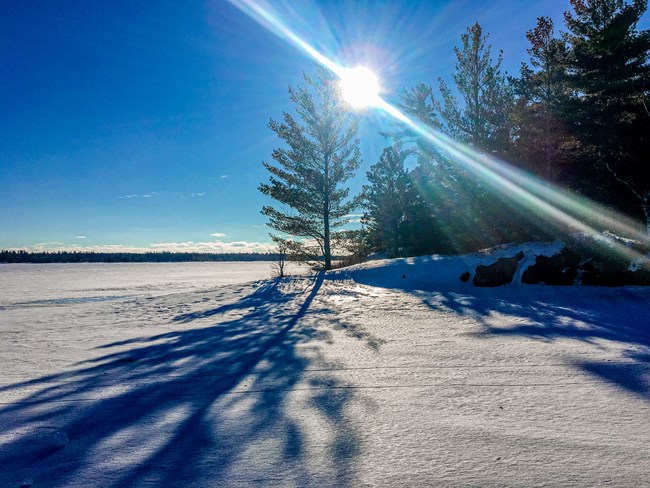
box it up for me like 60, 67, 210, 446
1, 259, 649, 487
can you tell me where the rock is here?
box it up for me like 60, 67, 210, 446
459, 271, 470, 283
580, 258, 650, 286
473, 252, 524, 287
566, 234, 650, 286
521, 248, 580, 285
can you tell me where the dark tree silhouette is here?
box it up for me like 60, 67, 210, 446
562, 0, 650, 233
362, 146, 414, 257
512, 16, 575, 183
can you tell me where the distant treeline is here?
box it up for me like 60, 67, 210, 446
0, 250, 279, 264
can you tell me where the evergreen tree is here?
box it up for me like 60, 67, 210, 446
562, 0, 650, 232
362, 146, 414, 257
392, 23, 520, 252
259, 72, 361, 269
438, 22, 515, 156
512, 17, 574, 183
395, 84, 445, 169
436, 22, 519, 248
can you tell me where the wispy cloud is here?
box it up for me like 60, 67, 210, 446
220, 175, 230, 179
75, 235, 86, 239
33, 242, 64, 248
118, 192, 159, 199
210, 232, 226, 237
180, 192, 207, 199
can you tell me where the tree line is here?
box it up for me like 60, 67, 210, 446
0, 250, 280, 264
260, 0, 650, 269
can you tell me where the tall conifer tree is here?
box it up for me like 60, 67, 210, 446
438, 22, 515, 156
362, 146, 414, 257
512, 17, 573, 183
563, 0, 650, 232
259, 72, 361, 269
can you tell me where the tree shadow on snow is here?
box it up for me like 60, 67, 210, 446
428, 288, 650, 400
352, 268, 650, 400
0, 273, 365, 487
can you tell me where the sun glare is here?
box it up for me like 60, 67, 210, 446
339, 66, 381, 108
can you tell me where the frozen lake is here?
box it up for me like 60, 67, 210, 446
1, 261, 649, 487
0, 262, 278, 305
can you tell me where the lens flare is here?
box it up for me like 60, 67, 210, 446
228, 0, 649, 261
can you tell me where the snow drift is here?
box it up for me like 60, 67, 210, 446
335, 236, 650, 290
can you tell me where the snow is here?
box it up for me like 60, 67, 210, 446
332, 241, 565, 289
1, 258, 649, 487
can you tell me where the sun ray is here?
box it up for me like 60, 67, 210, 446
228, 0, 649, 262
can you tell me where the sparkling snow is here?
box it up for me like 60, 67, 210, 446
1, 259, 649, 487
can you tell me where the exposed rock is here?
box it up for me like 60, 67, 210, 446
459, 271, 470, 283
580, 258, 650, 286
473, 252, 524, 287
521, 248, 580, 285
520, 236, 650, 287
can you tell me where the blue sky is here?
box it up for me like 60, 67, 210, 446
2, 0, 646, 252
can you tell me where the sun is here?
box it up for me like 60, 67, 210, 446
339, 66, 381, 109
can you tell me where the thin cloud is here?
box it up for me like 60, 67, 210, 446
75, 236, 86, 239
33, 242, 64, 248
119, 192, 159, 199
210, 232, 226, 237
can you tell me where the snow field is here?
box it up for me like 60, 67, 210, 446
0, 261, 649, 487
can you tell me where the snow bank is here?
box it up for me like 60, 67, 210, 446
333, 241, 564, 290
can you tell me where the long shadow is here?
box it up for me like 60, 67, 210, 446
352, 269, 650, 400
0, 273, 362, 487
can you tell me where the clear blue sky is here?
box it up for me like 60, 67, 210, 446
2, 0, 644, 252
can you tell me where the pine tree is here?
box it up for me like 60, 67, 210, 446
391, 85, 477, 253
436, 22, 519, 248
259, 72, 362, 269
512, 17, 574, 183
392, 24, 521, 252
362, 146, 414, 257
438, 22, 515, 157
563, 0, 650, 232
